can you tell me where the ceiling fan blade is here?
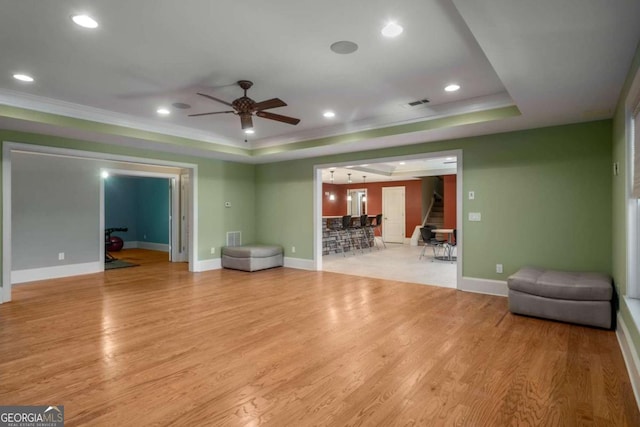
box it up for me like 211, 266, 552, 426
197, 92, 234, 107
188, 111, 234, 117
256, 111, 300, 125
253, 98, 287, 111
240, 114, 253, 129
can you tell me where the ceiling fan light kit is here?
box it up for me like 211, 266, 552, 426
189, 80, 300, 131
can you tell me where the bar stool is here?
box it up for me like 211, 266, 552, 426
327, 217, 346, 256
353, 214, 371, 253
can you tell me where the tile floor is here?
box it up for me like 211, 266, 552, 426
322, 241, 457, 288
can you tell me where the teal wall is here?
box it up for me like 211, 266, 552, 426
612, 41, 640, 362
257, 120, 613, 280
0, 129, 256, 266
105, 176, 170, 244
137, 177, 170, 244
105, 176, 138, 243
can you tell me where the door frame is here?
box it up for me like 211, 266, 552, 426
100, 168, 182, 263
2, 141, 198, 303
381, 186, 406, 243
313, 149, 463, 289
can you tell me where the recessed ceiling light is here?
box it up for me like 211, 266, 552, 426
360, 164, 369, 167
13, 74, 34, 82
330, 40, 358, 54
244, 129, 255, 134
381, 21, 403, 38
445, 84, 461, 92
323, 111, 336, 118
72, 14, 98, 29
399, 161, 406, 165
157, 107, 170, 116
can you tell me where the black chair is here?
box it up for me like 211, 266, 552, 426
444, 228, 457, 261
371, 213, 386, 249
353, 214, 371, 252
419, 225, 446, 260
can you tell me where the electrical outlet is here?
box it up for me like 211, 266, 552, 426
58, 252, 65, 261
496, 264, 503, 274
291, 246, 296, 253
210, 247, 215, 254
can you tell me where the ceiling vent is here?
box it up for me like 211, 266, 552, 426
407, 98, 430, 107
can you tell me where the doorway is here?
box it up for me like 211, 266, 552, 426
103, 174, 174, 266
382, 186, 406, 243
314, 150, 463, 290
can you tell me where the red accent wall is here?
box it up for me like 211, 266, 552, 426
321, 183, 344, 216
443, 175, 457, 231
322, 180, 422, 236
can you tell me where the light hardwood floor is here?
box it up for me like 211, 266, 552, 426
1, 249, 638, 426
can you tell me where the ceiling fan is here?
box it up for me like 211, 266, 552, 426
188, 80, 300, 130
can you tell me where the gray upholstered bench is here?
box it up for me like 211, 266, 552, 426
221, 245, 283, 272
507, 267, 613, 329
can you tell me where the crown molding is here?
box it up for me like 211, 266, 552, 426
0, 89, 239, 148
250, 91, 515, 149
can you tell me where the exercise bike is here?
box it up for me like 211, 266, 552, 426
105, 227, 128, 262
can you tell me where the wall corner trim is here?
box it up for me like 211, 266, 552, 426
459, 276, 508, 297
11, 261, 103, 284
284, 257, 315, 271
616, 312, 640, 411
193, 258, 221, 272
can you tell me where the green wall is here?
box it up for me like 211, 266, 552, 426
0, 129, 256, 267
257, 120, 613, 280
612, 41, 640, 359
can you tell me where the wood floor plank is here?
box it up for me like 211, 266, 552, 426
0, 249, 638, 426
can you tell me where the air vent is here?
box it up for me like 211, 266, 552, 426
226, 231, 242, 247
407, 98, 430, 107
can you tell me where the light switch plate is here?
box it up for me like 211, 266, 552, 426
469, 212, 481, 221
468, 191, 475, 200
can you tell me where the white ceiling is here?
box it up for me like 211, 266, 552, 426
0, 0, 639, 163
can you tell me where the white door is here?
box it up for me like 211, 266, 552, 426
382, 186, 405, 243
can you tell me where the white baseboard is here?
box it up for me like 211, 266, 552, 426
459, 276, 508, 297
616, 312, 640, 410
193, 258, 221, 272
284, 257, 315, 270
122, 241, 169, 252
12, 261, 103, 284
138, 242, 169, 252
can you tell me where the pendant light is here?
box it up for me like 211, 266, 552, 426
362, 176, 367, 202
329, 170, 335, 200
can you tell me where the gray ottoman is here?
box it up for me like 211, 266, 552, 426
507, 267, 613, 329
221, 245, 283, 272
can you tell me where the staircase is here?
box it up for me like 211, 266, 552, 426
426, 194, 445, 241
